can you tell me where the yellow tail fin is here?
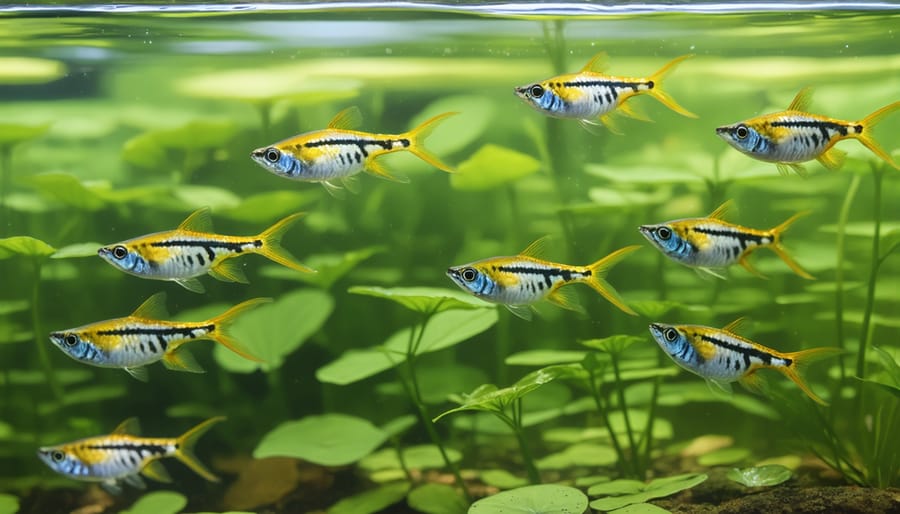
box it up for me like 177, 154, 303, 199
769, 211, 814, 280
207, 298, 271, 362
646, 55, 697, 119
584, 245, 642, 316
175, 416, 226, 482
779, 347, 844, 406
854, 101, 900, 169
403, 112, 458, 172
256, 213, 315, 274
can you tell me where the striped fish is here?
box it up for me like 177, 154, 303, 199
98, 207, 313, 293
49, 292, 268, 381
514, 53, 696, 133
250, 107, 456, 195
446, 237, 640, 320
716, 87, 899, 176
638, 201, 813, 280
37, 416, 224, 494
648, 320, 841, 405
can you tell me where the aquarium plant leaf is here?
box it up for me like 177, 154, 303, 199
411, 363, 489, 405
328, 482, 411, 514
0, 122, 50, 145
0, 300, 28, 316
469, 484, 588, 514
536, 443, 618, 470
505, 349, 587, 366
409, 95, 493, 156
726, 465, 792, 487
588, 473, 707, 511
697, 447, 751, 466
120, 491, 187, 514
879, 228, 900, 261
0, 493, 19, 514
656, 382, 778, 419
38, 384, 128, 416
359, 445, 462, 473
451, 144, 541, 191
480, 469, 530, 490
20, 172, 108, 211
349, 286, 493, 313
219, 190, 317, 224
628, 300, 686, 319
176, 64, 360, 104
381, 415, 416, 439
254, 414, 387, 466
262, 246, 384, 289
407, 483, 467, 514
580, 335, 644, 355
214, 289, 333, 372
0, 320, 32, 344
0, 236, 55, 259
609, 503, 671, 514
51, 242, 103, 259
315, 348, 397, 386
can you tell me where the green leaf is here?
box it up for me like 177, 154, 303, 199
262, 246, 384, 289
0, 122, 49, 146
879, 228, 900, 261
656, 382, 778, 419
20, 173, 107, 211
328, 482, 410, 514
469, 484, 588, 514
0, 300, 28, 315
214, 289, 333, 372
121, 491, 187, 514
381, 415, 417, 439
506, 350, 587, 366
451, 144, 540, 191
315, 348, 397, 386
0, 493, 19, 514
408, 484, 467, 514
51, 242, 103, 259
536, 443, 617, 470
360, 444, 462, 473
697, 447, 751, 466
172, 185, 242, 211
254, 414, 387, 466
176, 65, 360, 103
580, 335, 644, 355
629, 300, 684, 319
219, 191, 317, 224
588, 473, 708, 511
610, 504, 671, 514
727, 465, 792, 487
0, 236, 56, 259
39, 384, 128, 415
480, 469, 529, 490
349, 286, 492, 313
409, 95, 493, 156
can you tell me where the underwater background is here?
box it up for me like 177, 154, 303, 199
0, 1, 898, 513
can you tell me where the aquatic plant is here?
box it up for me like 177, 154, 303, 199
587, 473, 707, 512
727, 465, 793, 487
469, 484, 588, 513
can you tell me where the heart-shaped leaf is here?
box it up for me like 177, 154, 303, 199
254, 414, 386, 466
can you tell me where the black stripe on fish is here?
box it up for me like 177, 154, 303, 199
86, 443, 170, 455
690, 227, 769, 249
770, 119, 848, 138
303, 138, 410, 157
96, 325, 214, 338
496, 266, 584, 289
699, 334, 775, 366
562, 80, 643, 92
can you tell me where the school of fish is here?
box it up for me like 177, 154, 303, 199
35, 50, 896, 492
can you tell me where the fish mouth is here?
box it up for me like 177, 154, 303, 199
638, 225, 652, 235
715, 125, 731, 135
97, 247, 110, 257
513, 86, 528, 99
250, 148, 265, 159
446, 267, 460, 278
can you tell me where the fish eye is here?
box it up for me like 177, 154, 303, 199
664, 328, 679, 342
64, 334, 78, 347
529, 84, 544, 98
735, 125, 749, 140
112, 245, 128, 260
657, 227, 672, 241
51, 451, 65, 462
461, 268, 478, 282
265, 148, 280, 163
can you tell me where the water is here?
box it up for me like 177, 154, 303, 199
0, 3, 898, 513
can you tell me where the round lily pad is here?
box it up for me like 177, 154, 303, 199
470, 484, 588, 514
254, 414, 387, 466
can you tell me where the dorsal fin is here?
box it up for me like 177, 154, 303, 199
786, 87, 813, 112
721, 317, 748, 335
112, 417, 141, 436
130, 292, 170, 320
177, 207, 214, 233
580, 52, 609, 73
518, 236, 550, 259
707, 200, 733, 221
327, 106, 363, 130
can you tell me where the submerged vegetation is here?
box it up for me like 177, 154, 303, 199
0, 5, 898, 514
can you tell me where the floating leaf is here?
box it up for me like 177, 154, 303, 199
480, 469, 529, 490
697, 447, 751, 466
121, 491, 187, 514
254, 414, 386, 466
536, 443, 617, 470
328, 482, 410, 514
589, 474, 707, 511
0, 493, 18, 514
506, 349, 587, 366
727, 465, 792, 487
214, 289, 333, 372
407, 484, 467, 514
0, 236, 56, 259
451, 144, 541, 191
51, 242, 102, 259
469, 484, 588, 514
262, 246, 384, 289
349, 285, 492, 314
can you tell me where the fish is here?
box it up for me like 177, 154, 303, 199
638, 200, 813, 280
514, 53, 697, 133
98, 207, 313, 293
446, 237, 641, 320
716, 87, 900, 176
648, 319, 842, 405
250, 106, 457, 195
49, 292, 268, 381
37, 416, 225, 494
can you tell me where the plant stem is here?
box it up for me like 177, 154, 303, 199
589, 365, 627, 476
610, 354, 639, 476
856, 166, 884, 381
31, 259, 61, 401
509, 399, 541, 484
0, 146, 11, 236
835, 173, 861, 379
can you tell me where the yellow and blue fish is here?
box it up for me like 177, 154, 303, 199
446, 237, 640, 320
638, 201, 813, 280
716, 87, 900, 175
38, 416, 224, 494
49, 292, 267, 381
98, 207, 313, 293
250, 106, 456, 194
648, 319, 841, 405
514, 53, 697, 132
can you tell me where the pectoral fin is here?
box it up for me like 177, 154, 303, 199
124, 367, 149, 382
101, 480, 124, 495
776, 162, 807, 177
504, 304, 534, 321
122, 474, 146, 490
705, 378, 733, 396
175, 278, 205, 294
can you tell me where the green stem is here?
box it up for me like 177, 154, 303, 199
391, 437, 414, 483
0, 146, 11, 236
638, 372, 662, 478
835, 173, 861, 379
509, 400, 541, 484
611, 354, 638, 476
31, 260, 61, 401
856, 166, 883, 381
589, 366, 627, 476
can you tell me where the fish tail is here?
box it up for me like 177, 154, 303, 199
769, 211, 815, 280
208, 298, 271, 362
175, 416, 226, 482
403, 111, 458, 172
646, 54, 697, 119
256, 213, 315, 274
854, 101, 900, 169
584, 245, 642, 316
779, 347, 844, 406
